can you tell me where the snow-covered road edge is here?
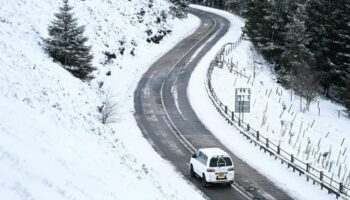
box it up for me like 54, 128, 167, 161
106, 13, 207, 200
188, 5, 335, 200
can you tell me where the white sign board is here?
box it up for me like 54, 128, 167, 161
235, 88, 251, 113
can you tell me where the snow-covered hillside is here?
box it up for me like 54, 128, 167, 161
188, 5, 341, 200
211, 39, 350, 187
0, 0, 204, 199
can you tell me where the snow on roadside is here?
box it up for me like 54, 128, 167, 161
188, 5, 336, 200
212, 40, 350, 188
0, 0, 204, 199
103, 7, 205, 200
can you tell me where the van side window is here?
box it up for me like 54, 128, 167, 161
202, 154, 208, 165
198, 151, 208, 165
198, 152, 204, 162
194, 151, 200, 158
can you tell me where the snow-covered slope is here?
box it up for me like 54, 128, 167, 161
0, 0, 203, 199
211, 39, 350, 187
188, 6, 349, 200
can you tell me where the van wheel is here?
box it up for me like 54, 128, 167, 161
226, 181, 233, 186
190, 165, 196, 177
202, 174, 208, 187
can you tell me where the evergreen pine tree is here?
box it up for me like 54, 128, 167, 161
221, 0, 249, 16
329, 0, 350, 105
305, 0, 333, 94
223, 0, 238, 12
306, 0, 350, 109
45, 0, 95, 81
169, 0, 189, 18
245, 0, 286, 65
281, 2, 312, 78
244, 0, 271, 51
263, 0, 290, 65
197, 0, 350, 111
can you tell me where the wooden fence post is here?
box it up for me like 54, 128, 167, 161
266, 138, 269, 148
320, 171, 324, 190
340, 182, 344, 193
306, 163, 310, 181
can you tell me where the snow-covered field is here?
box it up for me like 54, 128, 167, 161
0, 0, 205, 199
212, 40, 350, 187
189, 5, 343, 200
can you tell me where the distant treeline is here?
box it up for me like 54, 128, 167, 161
191, 0, 350, 112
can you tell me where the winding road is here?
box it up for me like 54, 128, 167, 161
134, 8, 293, 200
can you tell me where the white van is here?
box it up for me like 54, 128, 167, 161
189, 148, 234, 186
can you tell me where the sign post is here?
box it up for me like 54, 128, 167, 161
235, 88, 251, 123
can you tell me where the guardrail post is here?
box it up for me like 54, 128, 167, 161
320, 171, 323, 182
238, 118, 241, 126
225, 106, 228, 114
290, 154, 295, 172
266, 138, 269, 148
306, 163, 310, 181
231, 111, 234, 122
340, 182, 344, 193
247, 124, 250, 131
256, 131, 259, 141
277, 145, 280, 155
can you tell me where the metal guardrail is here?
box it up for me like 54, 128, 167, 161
204, 34, 349, 199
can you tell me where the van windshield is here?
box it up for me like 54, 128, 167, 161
209, 157, 232, 167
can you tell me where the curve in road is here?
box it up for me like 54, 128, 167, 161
134, 8, 292, 200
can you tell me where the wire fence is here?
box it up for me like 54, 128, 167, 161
205, 34, 349, 199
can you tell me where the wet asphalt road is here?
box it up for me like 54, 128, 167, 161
134, 8, 293, 200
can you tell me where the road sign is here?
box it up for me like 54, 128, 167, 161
235, 88, 251, 113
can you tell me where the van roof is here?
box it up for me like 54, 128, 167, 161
199, 148, 229, 157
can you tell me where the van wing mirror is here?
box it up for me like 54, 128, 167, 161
192, 153, 197, 158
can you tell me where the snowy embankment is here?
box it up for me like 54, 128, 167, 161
212, 40, 350, 185
0, 0, 204, 199
189, 5, 340, 200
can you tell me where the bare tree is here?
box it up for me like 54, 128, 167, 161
292, 63, 321, 111
98, 91, 117, 124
